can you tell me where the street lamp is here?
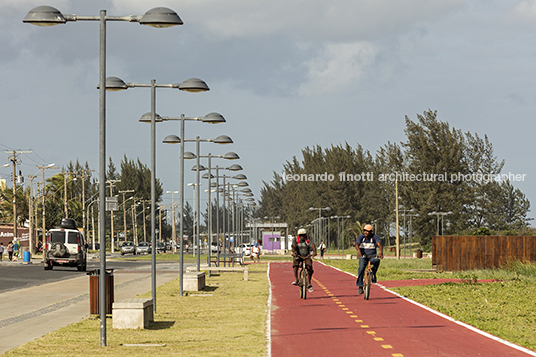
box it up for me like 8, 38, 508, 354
163, 134, 233, 281
308, 207, 331, 244
208, 167, 245, 261
107, 77, 211, 310
24, 5, 182, 346
166, 190, 179, 253
187, 152, 239, 268
427, 211, 453, 235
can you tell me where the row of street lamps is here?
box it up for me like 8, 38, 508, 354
23, 4, 201, 346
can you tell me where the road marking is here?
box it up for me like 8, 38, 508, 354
312, 275, 404, 357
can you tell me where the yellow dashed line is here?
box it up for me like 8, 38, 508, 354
315, 277, 403, 357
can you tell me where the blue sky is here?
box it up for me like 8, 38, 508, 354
1, 0, 535, 223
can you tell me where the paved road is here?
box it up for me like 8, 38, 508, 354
0, 258, 184, 354
269, 261, 536, 357
0, 257, 154, 293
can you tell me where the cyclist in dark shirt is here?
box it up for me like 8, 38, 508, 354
355, 224, 383, 294
291, 228, 317, 292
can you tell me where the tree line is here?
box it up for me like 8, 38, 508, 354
258, 110, 532, 250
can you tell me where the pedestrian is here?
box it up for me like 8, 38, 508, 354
13, 240, 19, 261
185, 243, 189, 254
7, 241, 14, 261
319, 241, 326, 259
250, 242, 261, 263
0, 242, 4, 261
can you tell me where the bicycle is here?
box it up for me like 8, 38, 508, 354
297, 254, 311, 299
362, 254, 376, 300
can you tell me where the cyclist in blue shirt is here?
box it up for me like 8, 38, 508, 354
355, 224, 383, 294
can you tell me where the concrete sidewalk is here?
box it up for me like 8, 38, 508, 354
0, 265, 178, 354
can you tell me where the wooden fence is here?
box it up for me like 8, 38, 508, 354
432, 235, 536, 272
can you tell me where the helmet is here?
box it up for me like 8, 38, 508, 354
297, 228, 307, 235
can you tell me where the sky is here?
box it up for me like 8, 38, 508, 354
1, 0, 536, 224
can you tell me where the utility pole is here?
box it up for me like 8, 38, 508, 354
6, 149, 32, 242
37, 164, 58, 260
28, 174, 37, 254
60, 170, 78, 218
118, 189, 134, 243
78, 169, 94, 235
107, 179, 120, 253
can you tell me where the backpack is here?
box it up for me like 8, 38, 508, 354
296, 236, 311, 257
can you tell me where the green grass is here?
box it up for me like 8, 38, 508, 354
4, 263, 269, 357
325, 258, 536, 351
7, 256, 536, 354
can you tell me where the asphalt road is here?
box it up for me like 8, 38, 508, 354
0, 257, 163, 293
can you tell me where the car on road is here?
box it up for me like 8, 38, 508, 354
137, 242, 151, 254
156, 242, 167, 254
120, 241, 136, 255
237, 243, 252, 256
45, 218, 87, 271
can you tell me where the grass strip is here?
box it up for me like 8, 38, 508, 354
4, 263, 269, 357
325, 257, 536, 352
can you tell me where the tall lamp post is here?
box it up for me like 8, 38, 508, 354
106, 76, 210, 311
166, 190, 179, 253
163, 134, 233, 281
209, 168, 245, 264
23, 5, 182, 346
187, 152, 239, 267
428, 211, 452, 236
308, 207, 331, 244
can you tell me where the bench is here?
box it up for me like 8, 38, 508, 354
208, 253, 244, 267
112, 298, 153, 329
183, 271, 206, 291
201, 266, 249, 281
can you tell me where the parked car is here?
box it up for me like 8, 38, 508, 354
156, 242, 167, 254
44, 218, 87, 271
120, 241, 136, 255
238, 243, 252, 256
210, 242, 220, 253
87, 243, 100, 250
137, 242, 151, 254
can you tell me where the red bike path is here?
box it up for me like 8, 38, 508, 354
269, 261, 536, 357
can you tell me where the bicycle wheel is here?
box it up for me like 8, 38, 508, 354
302, 269, 308, 300
299, 269, 304, 299
364, 269, 371, 300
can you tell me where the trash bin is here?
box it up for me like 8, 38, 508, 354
416, 249, 423, 259
23, 250, 31, 262
87, 269, 114, 315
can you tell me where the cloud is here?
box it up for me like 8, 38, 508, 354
110, 0, 466, 42
297, 42, 377, 96
511, 0, 536, 21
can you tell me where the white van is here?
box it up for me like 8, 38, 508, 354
45, 218, 87, 271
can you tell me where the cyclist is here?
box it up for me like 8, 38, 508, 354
355, 224, 383, 294
291, 228, 317, 292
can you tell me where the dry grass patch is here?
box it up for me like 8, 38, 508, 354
5, 263, 269, 357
